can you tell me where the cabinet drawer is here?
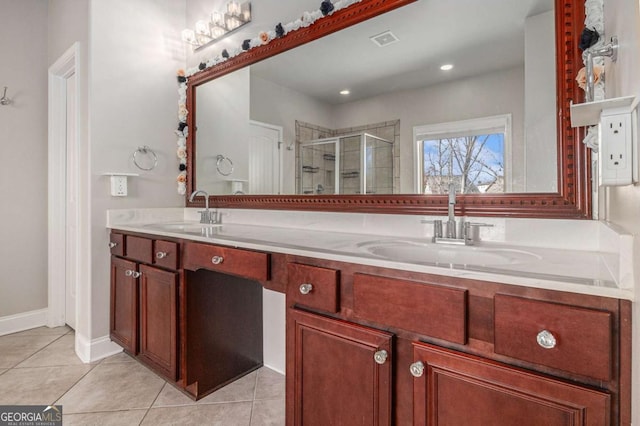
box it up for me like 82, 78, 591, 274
125, 236, 153, 264
353, 274, 467, 344
183, 242, 269, 281
153, 240, 179, 270
494, 294, 612, 381
109, 233, 124, 257
287, 263, 339, 313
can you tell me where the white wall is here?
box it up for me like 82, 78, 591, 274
89, 0, 186, 339
603, 0, 640, 423
332, 66, 525, 193
48, 0, 89, 66
197, 68, 251, 194
0, 1, 48, 318
524, 10, 557, 193
250, 74, 334, 194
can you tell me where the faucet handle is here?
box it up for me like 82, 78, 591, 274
463, 222, 494, 245
421, 219, 443, 240
198, 210, 213, 224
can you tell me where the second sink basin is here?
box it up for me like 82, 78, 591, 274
357, 240, 541, 266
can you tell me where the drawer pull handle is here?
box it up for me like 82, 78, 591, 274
156, 251, 168, 259
374, 350, 388, 365
410, 361, 425, 378
108, 242, 118, 249
125, 269, 133, 277
299, 283, 313, 295
211, 256, 224, 265
536, 330, 557, 349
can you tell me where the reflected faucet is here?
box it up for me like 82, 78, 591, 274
189, 190, 217, 224
447, 183, 457, 239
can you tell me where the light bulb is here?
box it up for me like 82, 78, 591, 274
195, 20, 210, 36
181, 29, 197, 45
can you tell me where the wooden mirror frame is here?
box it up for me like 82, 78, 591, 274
186, 0, 589, 219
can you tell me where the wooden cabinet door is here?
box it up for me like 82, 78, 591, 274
138, 264, 178, 381
412, 342, 610, 426
287, 309, 393, 426
110, 256, 138, 354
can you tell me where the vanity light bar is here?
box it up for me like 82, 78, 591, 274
182, 1, 252, 50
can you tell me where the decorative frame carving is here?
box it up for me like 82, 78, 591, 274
186, 0, 589, 218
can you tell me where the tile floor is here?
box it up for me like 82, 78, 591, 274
0, 326, 285, 425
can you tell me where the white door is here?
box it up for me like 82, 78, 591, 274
249, 121, 283, 194
64, 73, 77, 330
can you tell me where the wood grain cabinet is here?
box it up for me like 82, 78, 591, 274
138, 264, 178, 381
285, 266, 628, 425
109, 233, 180, 381
109, 232, 629, 423
411, 342, 610, 426
286, 308, 393, 426
110, 256, 138, 354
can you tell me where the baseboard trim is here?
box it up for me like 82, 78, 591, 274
75, 333, 122, 364
0, 308, 48, 336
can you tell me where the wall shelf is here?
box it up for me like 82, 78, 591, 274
570, 96, 637, 127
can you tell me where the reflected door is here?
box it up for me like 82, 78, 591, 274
249, 121, 283, 194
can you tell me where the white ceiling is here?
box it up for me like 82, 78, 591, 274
251, 0, 554, 104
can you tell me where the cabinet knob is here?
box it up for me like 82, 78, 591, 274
299, 283, 313, 295
410, 361, 425, 378
536, 329, 557, 349
132, 271, 142, 279
211, 256, 224, 265
374, 350, 388, 365
156, 251, 168, 259
124, 269, 133, 277
108, 242, 118, 249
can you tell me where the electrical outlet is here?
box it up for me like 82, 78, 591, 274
110, 175, 128, 196
599, 111, 632, 186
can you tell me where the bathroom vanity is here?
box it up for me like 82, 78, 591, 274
107, 210, 632, 425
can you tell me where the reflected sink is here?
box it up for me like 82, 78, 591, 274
144, 222, 223, 235
357, 240, 541, 266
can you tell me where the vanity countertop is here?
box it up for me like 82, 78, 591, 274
107, 208, 635, 301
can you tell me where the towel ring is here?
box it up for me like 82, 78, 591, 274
216, 155, 234, 176
133, 146, 158, 171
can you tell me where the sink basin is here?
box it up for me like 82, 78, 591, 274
144, 222, 223, 235
357, 240, 541, 266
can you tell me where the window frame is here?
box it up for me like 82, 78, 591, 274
413, 114, 512, 194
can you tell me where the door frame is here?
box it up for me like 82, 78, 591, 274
48, 43, 83, 329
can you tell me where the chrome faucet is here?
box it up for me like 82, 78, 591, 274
446, 183, 457, 239
189, 190, 218, 224
421, 183, 494, 245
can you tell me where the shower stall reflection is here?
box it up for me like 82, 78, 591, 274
298, 133, 394, 195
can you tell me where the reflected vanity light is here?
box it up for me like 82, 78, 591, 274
182, 1, 252, 50
440, 64, 454, 71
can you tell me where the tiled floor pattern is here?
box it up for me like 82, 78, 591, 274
0, 326, 285, 425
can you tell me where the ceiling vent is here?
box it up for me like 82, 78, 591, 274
369, 30, 399, 47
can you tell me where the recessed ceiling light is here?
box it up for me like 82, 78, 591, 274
340, 90, 350, 95
440, 64, 454, 71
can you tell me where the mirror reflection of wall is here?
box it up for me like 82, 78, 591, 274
195, 67, 250, 195
193, 0, 557, 196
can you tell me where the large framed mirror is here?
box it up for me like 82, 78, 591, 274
186, 0, 589, 218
